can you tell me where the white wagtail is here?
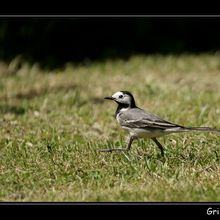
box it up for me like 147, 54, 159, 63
98, 91, 220, 156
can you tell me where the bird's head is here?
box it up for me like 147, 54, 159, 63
104, 91, 136, 108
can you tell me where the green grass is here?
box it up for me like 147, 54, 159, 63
0, 53, 220, 201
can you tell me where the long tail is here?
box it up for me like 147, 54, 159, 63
184, 126, 220, 133
167, 126, 220, 133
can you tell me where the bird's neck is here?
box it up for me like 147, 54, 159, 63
115, 103, 136, 118
115, 104, 129, 118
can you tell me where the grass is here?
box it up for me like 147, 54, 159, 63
0, 53, 220, 201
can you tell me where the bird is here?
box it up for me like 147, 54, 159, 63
97, 91, 220, 156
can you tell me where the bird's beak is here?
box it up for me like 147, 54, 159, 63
104, 96, 115, 100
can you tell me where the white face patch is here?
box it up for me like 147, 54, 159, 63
112, 91, 131, 105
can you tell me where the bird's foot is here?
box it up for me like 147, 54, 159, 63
97, 148, 128, 152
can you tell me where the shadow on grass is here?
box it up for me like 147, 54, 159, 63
0, 105, 26, 115
15, 84, 78, 100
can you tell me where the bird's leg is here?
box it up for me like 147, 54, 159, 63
97, 136, 134, 153
126, 136, 134, 151
151, 138, 165, 157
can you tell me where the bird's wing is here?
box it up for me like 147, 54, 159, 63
119, 108, 182, 130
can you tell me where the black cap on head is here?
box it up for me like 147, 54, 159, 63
120, 91, 134, 97
120, 91, 136, 108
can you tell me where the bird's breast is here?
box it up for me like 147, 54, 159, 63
115, 108, 128, 124
116, 112, 122, 124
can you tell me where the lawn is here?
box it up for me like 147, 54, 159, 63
0, 53, 220, 201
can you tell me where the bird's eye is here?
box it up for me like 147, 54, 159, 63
119, 95, 123, 98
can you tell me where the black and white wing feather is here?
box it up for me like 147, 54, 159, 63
118, 108, 184, 130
